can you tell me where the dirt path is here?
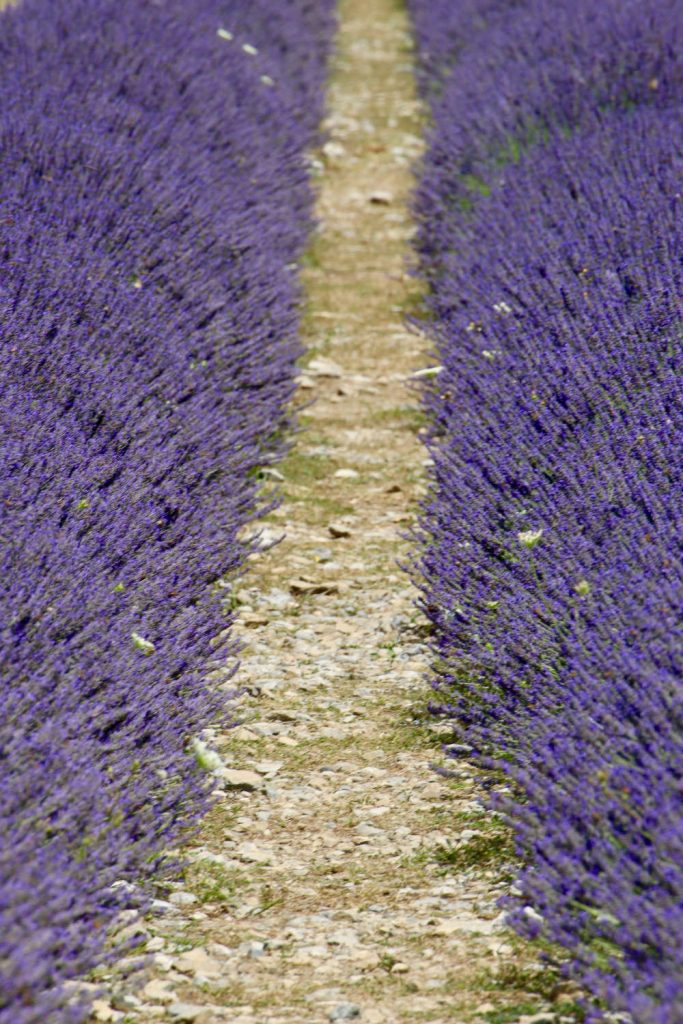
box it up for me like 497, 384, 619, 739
86, 2, 561, 1023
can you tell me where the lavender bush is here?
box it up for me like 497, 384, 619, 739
0, 1, 333, 1020
411, 0, 683, 278
409, 1, 683, 1020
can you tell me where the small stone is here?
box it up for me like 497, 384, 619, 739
221, 769, 264, 791
142, 979, 176, 1004
233, 902, 259, 919
348, 949, 381, 970
250, 525, 285, 550
236, 842, 272, 864
168, 891, 197, 907
289, 578, 340, 595
290, 947, 322, 966
168, 1004, 211, 1022
422, 781, 443, 798
328, 522, 353, 538
355, 822, 383, 836
268, 709, 300, 722
112, 921, 149, 945
391, 961, 409, 974
428, 721, 455, 737
152, 952, 174, 971
110, 993, 142, 1012
334, 468, 359, 479
320, 726, 349, 741
329, 1004, 361, 1021
323, 140, 346, 161
363, 1012, 386, 1024
146, 936, 166, 952
242, 614, 268, 628
305, 988, 346, 1004
327, 928, 361, 947
253, 760, 283, 775
432, 918, 462, 937
91, 1002, 123, 1023
232, 726, 259, 742
308, 356, 344, 378
313, 545, 335, 561
245, 678, 284, 696
523, 905, 544, 925
238, 939, 266, 958
474, 1004, 496, 1015
369, 189, 393, 205
110, 879, 136, 894
435, 916, 498, 936
206, 942, 233, 958
262, 588, 295, 609
289, 577, 315, 594
174, 948, 222, 978
250, 721, 286, 737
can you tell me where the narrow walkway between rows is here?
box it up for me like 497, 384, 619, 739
90, 2, 521, 1022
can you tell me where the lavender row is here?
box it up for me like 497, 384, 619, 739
0, 2, 334, 1020
411, 0, 682, 278
408, 1, 683, 1020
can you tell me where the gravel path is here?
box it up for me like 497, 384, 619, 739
85, 2, 569, 1022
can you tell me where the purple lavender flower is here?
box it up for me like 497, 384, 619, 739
409, 0, 683, 1018
0, 1, 334, 1020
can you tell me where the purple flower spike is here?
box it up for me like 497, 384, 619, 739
409, 1, 683, 1020
0, 1, 334, 1020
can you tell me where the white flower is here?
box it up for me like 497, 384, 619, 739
131, 632, 155, 656
260, 74, 275, 87
242, 43, 258, 56
411, 365, 443, 379
517, 529, 543, 548
217, 28, 233, 41
191, 738, 224, 773
493, 300, 512, 315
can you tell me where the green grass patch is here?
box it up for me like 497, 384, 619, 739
479, 1003, 547, 1024
433, 830, 515, 872
371, 405, 427, 431
185, 862, 247, 904
280, 451, 335, 486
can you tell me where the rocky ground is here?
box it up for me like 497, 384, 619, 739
84, 1, 579, 1022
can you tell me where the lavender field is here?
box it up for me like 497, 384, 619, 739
0, 1, 333, 1019
2, 0, 682, 1021
409, 0, 683, 1020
